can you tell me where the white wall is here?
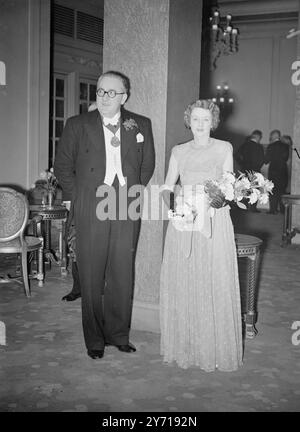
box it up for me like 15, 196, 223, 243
0, 0, 50, 189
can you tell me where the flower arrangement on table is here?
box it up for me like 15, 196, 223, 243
31, 168, 58, 207
204, 171, 274, 210
168, 171, 274, 229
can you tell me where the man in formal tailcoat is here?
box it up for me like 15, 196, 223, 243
265, 129, 289, 214
54, 71, 155, 359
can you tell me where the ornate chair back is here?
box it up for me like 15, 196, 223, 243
0, 187, 44, 296
0, 187, 29, 243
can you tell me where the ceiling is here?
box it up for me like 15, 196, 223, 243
218, 0, 298, 16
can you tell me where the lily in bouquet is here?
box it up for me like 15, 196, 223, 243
204, 171, 274, 210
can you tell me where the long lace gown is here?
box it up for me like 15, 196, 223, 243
160, 138, 243, 371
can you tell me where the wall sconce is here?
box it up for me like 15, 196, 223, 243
0, 61, 6, 85
212, 84, 234, 107
287, 28, 300, 39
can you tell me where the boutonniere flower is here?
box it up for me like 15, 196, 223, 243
123, 118, 138, 131
136, 132, 144, 143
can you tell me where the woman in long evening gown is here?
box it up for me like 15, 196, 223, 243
160, 100, 243, 371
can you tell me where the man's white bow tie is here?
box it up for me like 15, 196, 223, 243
104, 120, 119, 126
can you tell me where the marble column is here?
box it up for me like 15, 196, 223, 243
291, 0, 300, 240
103, 0, 203, 332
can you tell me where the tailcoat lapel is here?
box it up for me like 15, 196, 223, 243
121, 110, 137, 162
85, 109, 106, 169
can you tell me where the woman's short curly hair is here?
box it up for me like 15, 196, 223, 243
184, 99, 220, 131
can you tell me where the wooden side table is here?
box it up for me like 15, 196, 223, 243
281, 194, 300, 246
235, 233, 263, 339
29, 204, 68, 275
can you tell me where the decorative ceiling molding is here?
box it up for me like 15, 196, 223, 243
218, 0, 298, 16
68, 55, 101, 69
55, 49, 101, 69
231, 11, 298, 24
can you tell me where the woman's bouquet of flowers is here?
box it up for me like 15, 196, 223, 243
167, 171, 273, 231
204, 171, 274, 209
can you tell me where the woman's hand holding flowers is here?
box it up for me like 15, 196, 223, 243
210, 192, 226, 209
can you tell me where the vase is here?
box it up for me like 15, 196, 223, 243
47, 191, 54, 208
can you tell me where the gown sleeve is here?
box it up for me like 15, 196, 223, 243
161, 148, 180, 209
162, 148, 180, 191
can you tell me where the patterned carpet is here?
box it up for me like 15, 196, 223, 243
0, 209, 300, 412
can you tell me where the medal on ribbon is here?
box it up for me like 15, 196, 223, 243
104, 120, 121, 147
111, 135, 120, 147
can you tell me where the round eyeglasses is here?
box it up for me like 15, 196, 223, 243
96, 88, 125, 99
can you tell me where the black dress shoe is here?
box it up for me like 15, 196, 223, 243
116, 343, 136, 353
87, 349, 104, 359
62, 292, 81, 301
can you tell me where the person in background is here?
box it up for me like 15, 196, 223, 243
235, 129, 265, 212
281, 135, 293, 194
265, 130, 289, 214
61, 200, 81, 302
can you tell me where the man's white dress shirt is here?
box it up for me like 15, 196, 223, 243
101, 112, 126, 186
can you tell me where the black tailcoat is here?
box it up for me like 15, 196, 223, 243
54, 108, 155, 350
